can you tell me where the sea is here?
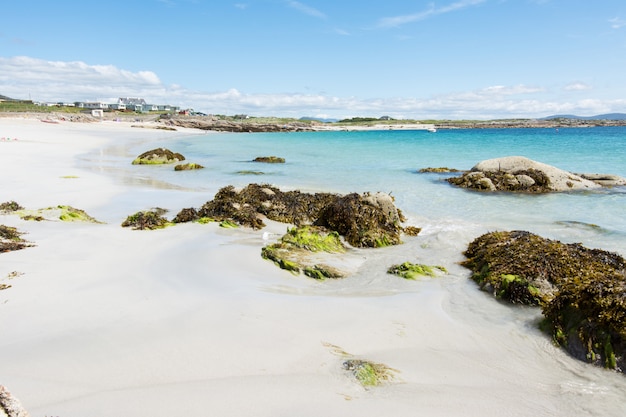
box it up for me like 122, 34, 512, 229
86, 125, 626, 416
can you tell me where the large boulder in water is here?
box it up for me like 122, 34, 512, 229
462, 230, 626, 373
132, 148, 185, 165
447, 156, 601, 192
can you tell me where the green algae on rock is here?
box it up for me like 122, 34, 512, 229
11, 205, 102, 223
342, 359, 397, 387
132, 148, 185, 165
121, 208, 172, 230
462, 230, 626, 373
253, 156, 285, 163
56, 205, 102, 223
387, 261, 447, 280
261, 226, 347, 279
174, 162, 204, 171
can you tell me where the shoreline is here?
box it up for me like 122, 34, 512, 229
3, 111, 626, 134
1, 118, 625, 417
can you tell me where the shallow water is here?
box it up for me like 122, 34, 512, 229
80, 126, 626, 416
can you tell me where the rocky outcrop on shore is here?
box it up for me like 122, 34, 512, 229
172, 184, 409, 248
446, 156, 626, 192
158, 115, 315, 132
462, 230, 626, 373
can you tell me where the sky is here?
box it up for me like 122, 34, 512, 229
2, 0, 626, 120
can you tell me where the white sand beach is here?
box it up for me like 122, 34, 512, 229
1, 118, 625, 417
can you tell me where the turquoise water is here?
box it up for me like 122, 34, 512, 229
115, 126, 626, 256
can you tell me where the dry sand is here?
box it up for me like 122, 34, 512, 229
1, 117, 623, 417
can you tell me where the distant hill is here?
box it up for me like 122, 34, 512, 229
542, 113, 626, 121
299, 116, 339, 123
0, 94, 15, 101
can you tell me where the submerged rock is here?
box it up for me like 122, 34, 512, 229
462, 230, 626, 372
132, 148, 185, 165
174, 162, 204, 171
253, 156, 285, 163
447, 156, 602, 193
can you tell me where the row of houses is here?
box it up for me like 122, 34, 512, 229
37, 97, 180, 113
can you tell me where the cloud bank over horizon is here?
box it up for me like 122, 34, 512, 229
1, 56, 624, 120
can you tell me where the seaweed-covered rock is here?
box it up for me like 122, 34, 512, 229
1, 225, 34, 253
175, 184, 408, 248
0, 201, 24, 213
315, 192, 404, 248
174, 162, 204, 171
261, 226, 347, 279
462, 230, 626, 372
132, 148, 185, 165
447, 156, 601, 193
172, 207, 199, 223
121, 208, 171, 230
253, 156, 285, 163
419, 167, 461, 173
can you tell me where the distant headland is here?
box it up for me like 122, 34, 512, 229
2, 94, 626, 131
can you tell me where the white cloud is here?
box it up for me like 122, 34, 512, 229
564, 82, 591, 91
285, 1, 326, 19
0, 56, 623, 119
609, 17, 626, 29
378, 0, 486, 28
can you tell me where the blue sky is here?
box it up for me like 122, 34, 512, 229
1, 0, 626, 119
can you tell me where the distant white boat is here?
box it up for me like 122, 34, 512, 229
427, 127, 437, 132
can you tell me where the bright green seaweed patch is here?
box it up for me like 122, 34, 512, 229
281, 226, 345, 253
342, 359, 396, 387
219, 220, 239, 228
387, 262, 447, 280
56, 205, 102, 223
13, 205, 102, 223
261, 246, 301, 275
